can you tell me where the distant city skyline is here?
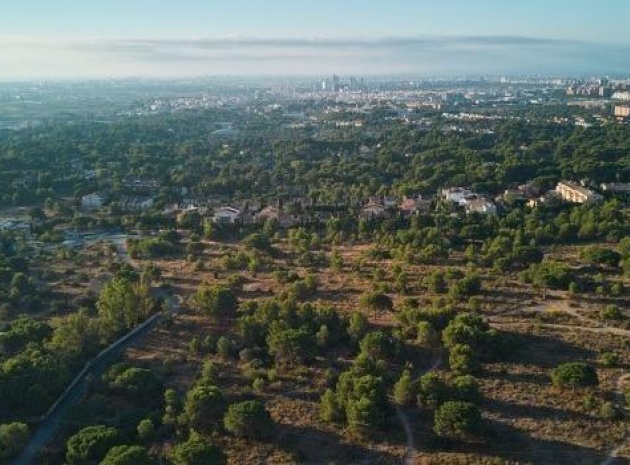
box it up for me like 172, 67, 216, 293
2, 0, 630, 78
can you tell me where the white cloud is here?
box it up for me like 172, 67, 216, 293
0, 36, 628, 78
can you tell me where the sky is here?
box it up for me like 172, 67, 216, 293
1, 0, 630, 78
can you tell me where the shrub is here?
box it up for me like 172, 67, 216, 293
599, 352, 619, 367
223, 401, 273, 438
600, 305, 624, 321
551, 362, 599, 389
600, 401, 619, 420
434, 401, 482, 441
360, 292, 394, 312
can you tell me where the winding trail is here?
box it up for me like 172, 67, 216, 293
395, 356, 443, 465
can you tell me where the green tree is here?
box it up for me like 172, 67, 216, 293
267, 327, 316, 367
434, 401, 482, 441
417, 372, 448, 408
580, 246, 621, 268
170, 431, 226, 465
0, 422, 28, 459
335, 372, 388, 431
108, 367, 162, 400
448, 344, 481, 375
393, 369, 415, 406
101, 445, 152, 465
223, 400, 273, 439
243, 233, 271, 251
453, 375, 482, 403
137, 418, 155, 442
65, 425, 120, 465
97, 278, 142, 338
192, 285, 238, 324
216, 336, 234, 359
163, 388, 182, 427
320, 388, 341, 422
416, 321, 439, 348
348, 312, 368, 343
359, 331, 395, 362
199, 360, 218, 385
49, 310, 99, 358
360, 291, 394, 313
181, 384, 225, 431
442, 313, 490, 351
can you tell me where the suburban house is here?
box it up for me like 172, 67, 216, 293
399, 195, 432, 217
441, 187, 475, 205
255, 206, 281, 223
81, 193, 106, 209
555, 181, 603, 204
213, 207, 242, 224
360, 200, 391, 220
465, 198, 498, 215
118, 196, 154, 212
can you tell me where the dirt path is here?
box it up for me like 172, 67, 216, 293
395, 404, 415, 465
396, 356, 443, 465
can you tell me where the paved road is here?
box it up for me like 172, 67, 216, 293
13, 295, 180, 465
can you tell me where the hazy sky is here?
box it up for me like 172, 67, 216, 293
1, 0, 630, 78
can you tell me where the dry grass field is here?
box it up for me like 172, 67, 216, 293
45, 237, 630, 464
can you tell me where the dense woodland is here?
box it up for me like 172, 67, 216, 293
2, 103, 630, 464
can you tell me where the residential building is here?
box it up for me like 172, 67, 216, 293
213, 207, 242, 224
119, 196, 154, 212
615, 105, 630, 119
399, 195, 432, 217
255, 206, 281, 223
555, 181, 603, 204
360, 202, 390, 219
81, 193, 106, 209
465, 198, 497, 215
441, 187, 474, 205
527, 192, 561, 208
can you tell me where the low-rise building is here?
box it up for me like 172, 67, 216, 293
81, 193, 106, 209
527, 191, 560, 208
119, 196, 154, 212
255, 206, 281, 223
601, 182, 630, 193
441, 187, 474, 205
213, 207, 242, 224
399, 195, 432, 217
360, 202, 391, 220
615, 105, 630, 119
555, 181, 603, 204
465, 198, 497, 215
